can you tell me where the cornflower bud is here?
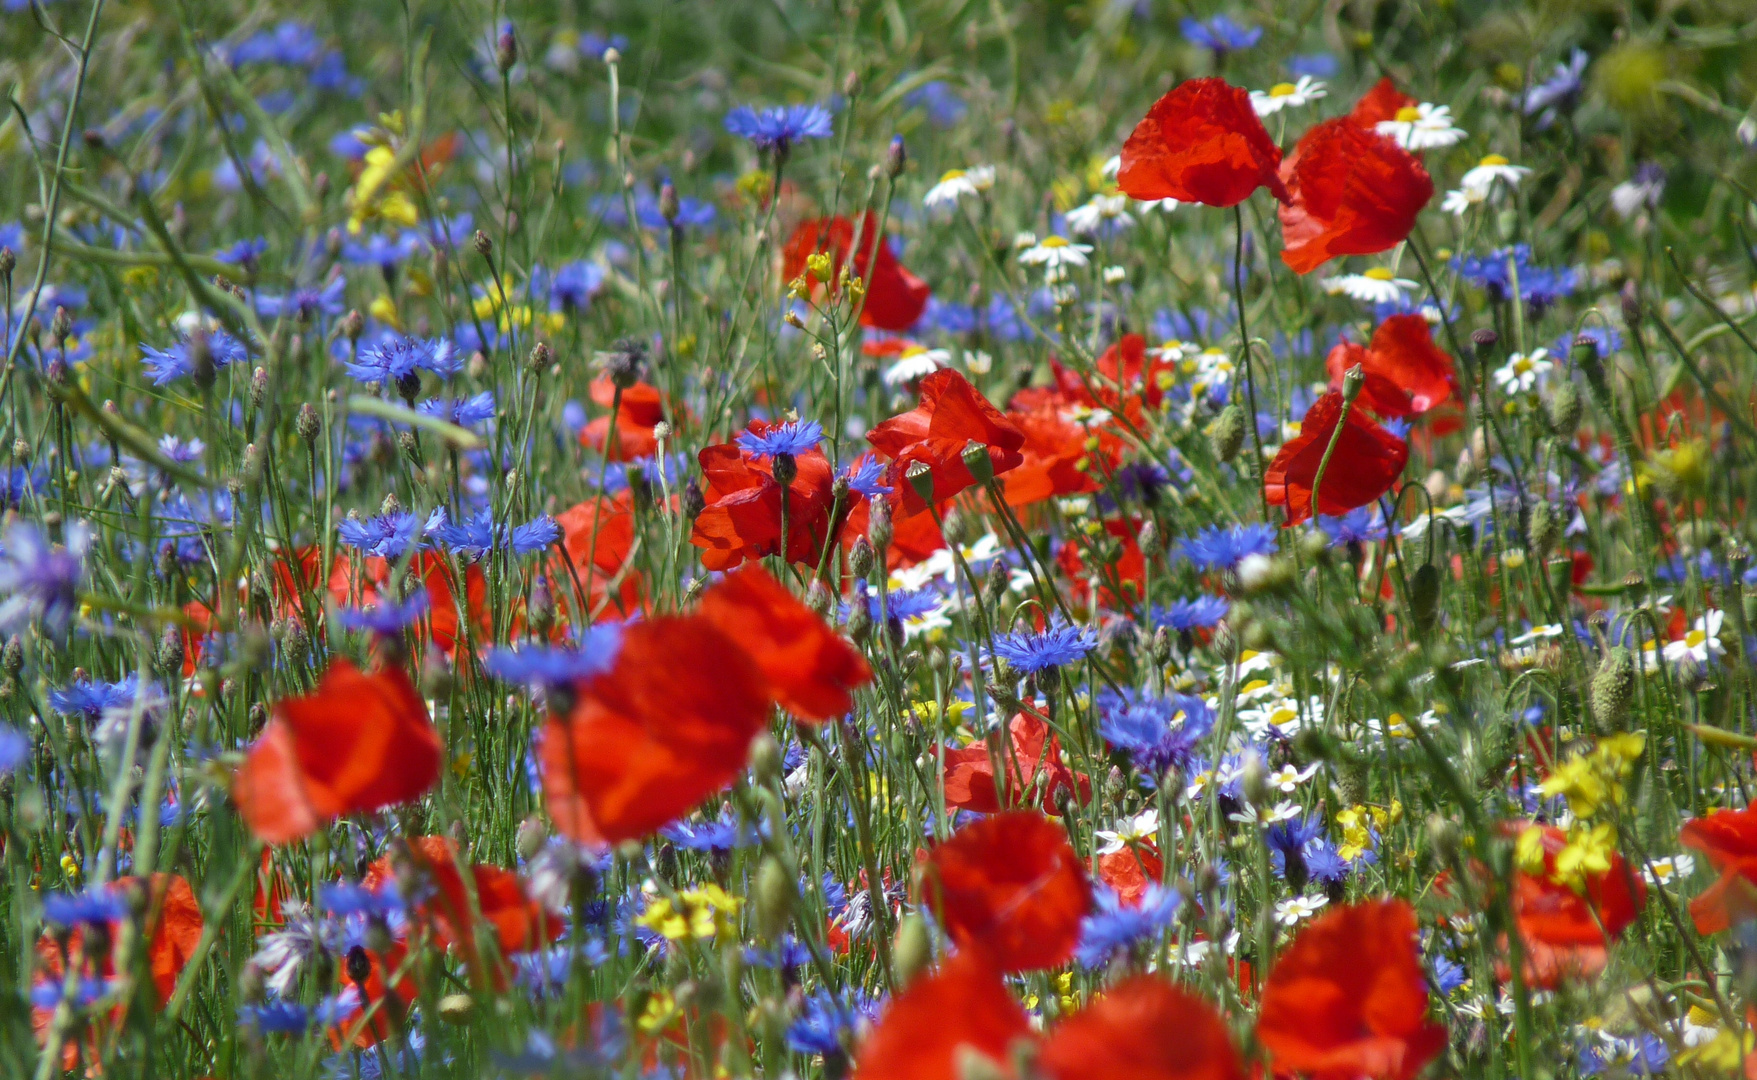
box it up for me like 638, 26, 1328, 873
885, 135, 907, 179
296, 402, 322, 444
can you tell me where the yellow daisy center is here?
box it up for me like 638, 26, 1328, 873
1478, 153, 1509, 167
938, 168, 966, 183
1269, 82, 1298, 97
1041, 236, 1069, 248
1364, 267, 1396, 281
1394, 105, 1422, 122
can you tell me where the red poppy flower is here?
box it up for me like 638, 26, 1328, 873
1256, 899, 1445, 1080
1117, 78, 1288, 207
1506, 824, 1646, 987
1324, 315, 1456, 420
1277, 118, 1433, 275
867, 369, 1026, 517
234, 660, 443, 845
1681, 807, 1757, 934
782, 213, 931, 332
551, 490, 646, 621
331, 941, 416, 1048
921, 811, 1090, 973
540, 616, 769, 846
1098, 846, 1166, 908
692, 420, 847, 570
851, 952, 1031, 1080
1057, 519, 1146, 608
943, 710, 1091, 814
697, 564, 872, 722
1264, 391, 1409, 527
1347, 77, 1418, 129
363, 837, 562, 963
1039, 976, 1246, 1080
1002, 404, 1101, 508
328, 551, 490, 658
886, 502, 948, 569
580, 377, 666, 462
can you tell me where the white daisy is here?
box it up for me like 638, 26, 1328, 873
1250, 76, 1327, 117
1064, 193, 1134, 236
1274, 894, 1329, 925
1102, 265, 1127, 284
1642, 852, 1696, 887
1441, 187, 1485, 216
881, 345, 951, 387
1663, 609, 1724, 667
1095, 808, 1160, 854
1101, 154, 1121, 179
1268, 762, 1320, 792
1018, 235, 1093, 270
923, 165, 995, 209
1321, 266, 1418, 304
1376, 103, 1467, 150
964, 350, 994, 375
1492, 348, 1552, 394
1459, 153, 1530, 199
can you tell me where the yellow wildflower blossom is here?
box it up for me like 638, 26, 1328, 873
634, 885, 741, 941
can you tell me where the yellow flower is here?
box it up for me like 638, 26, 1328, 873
347, 145, 421, 235
1678, 1027, 1752, 1073
637, 990, 679, 1034
369, 294, 401, 332
1514, 825, 1547, 875
634, 885, 742, 941
1552, 822, 1615, 892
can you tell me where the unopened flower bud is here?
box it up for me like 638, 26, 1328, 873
495, 25, 518, 72
1545, 380, 1582, 436
438, 992, 475, 1024
849, 536, 875, 578
340, 309, 365, 341
886, 135, 907, 179
472, 230, 493, 259
659, 180, 680, 225
754, 857, 795, 940
296, 402, 322, 444
1528, 500, 1561, 561
869, 498, 893, 554
771, 451, 798, 487
748, 733, 783, 785
1208, 404, 1247, 463
1591, 646, 1635, 730
892, 913, 931, 988
1340, 363, 1366, 404
1619, 280, 1642, 330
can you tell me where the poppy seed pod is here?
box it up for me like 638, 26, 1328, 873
960, 440, 994, 486
1208, 403, 1247, 463
1470, 327, 1499, 361
905, 460, 935, 506
1591, 646, 1635, 730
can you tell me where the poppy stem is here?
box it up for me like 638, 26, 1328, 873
1232, 205, 1269, 521
1308, 369, 1363, 525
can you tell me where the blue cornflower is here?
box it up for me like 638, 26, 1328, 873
310, 51, 364, 95
1451, 245, 1578, 314
0, 521, 88, 637
140, 329, 249, 385
484, 626, 626, 689
545, 261, 606, 311
31, 977, 113, 1009
49, 674, 144, 719
418, 392, 497, 427
903, 80, 966, 127
1110, 461, 1174, 506
239, 999, 314, 1035
1523, 49, 1589, 129
737, 419, 823, 460
663, 812, 759, 852
1176, 523, 1277, 571
1287, 53, 1338, 78
1556, 325, 1622, 359
341, 231, 424, 270
1152, 596, 1229, 632
346, 334, 458, 385
429, 508, 561, 558
785, 989, 877, 1055
857, 584, 942, 622
1099, 691, 1214, 776
1318, 507, 1389, 546
42, 887, 128, 927
1430, 954, 1467, 997
840, 454, 893, 497
744, 935, 813, 971
423, 212, 475, 250
337, 511, 424, 559
1074, 884, 1181, 968
1181, 14, 1261, 54
992, 620, 1096, 672
0, 725, 26, 775
256, 277, 347, 322
318, 881, 403, 917
335, 593, 430, 635
724, 104, 834, 153
215, 237, 268, 265
0, 221, 25, 251
230, 22, 324, 66
1302, 838, 1349, 884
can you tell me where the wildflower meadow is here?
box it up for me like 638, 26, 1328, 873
3, 0, 1757, 1077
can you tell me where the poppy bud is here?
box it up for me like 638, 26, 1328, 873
1408, 562, 1441, 637
1528, 500, 1561, 561
528, 578, 555, 638
1207, 404, 1247, 463
472, 230, 493, 259
891, 912, 931, 988
849, 536, 875, 578
1239, 750, 1269, 807
1545, 380, 1582, 436
1591, 646, 1635, 730
960, 440, 994, 486
845, 598, 873, 644
755, 857, 795, 940
749, 733, 784, 786
771, 451, 798, 487
806, 579, 833, 618
885, 135, 907, 179
659, 180, 680, 225
982, 559, 1009, 606
438, 992, 475, 1024
1425, 813, 1461, 864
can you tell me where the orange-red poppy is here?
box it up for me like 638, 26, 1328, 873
850, 952, 1031, 1080
1001, 404, 1100, 508
1117, 78, 1288, 207
1039, 976, 1246, 1080
922, 811, 1090, 973
1058, 519, 1146, 608
551, 489, 646, 621
363, 837, 562, 964
540, 616, 769, 846
1681, 807, 1757, 934
1098, 845, 1166, 908
234, 661, 443, 845
328, 551, 490, 658
1264, 391, 1409, 527
943, 710, 1091, 814
692, 420, 846, 570
867, 369, 1025, 517
697, 563, 871, 722
331, 941, 415, 1048
1256, 899, 1445, 1080
580, 377, 667, 462
1347, 77, 1418, 129
1277, 118, 1433, 275
1505, 824, 1646, 987
782, 213, 931, 332
1323, 314, 1456, 420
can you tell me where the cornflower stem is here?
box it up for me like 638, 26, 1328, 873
1233, 204, 1270, 521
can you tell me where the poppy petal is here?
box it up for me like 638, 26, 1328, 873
851, 952, 1031, 1080
922, 811, 1090, 973
1117, 78, 1287, 207
1039, 977, 1245, 1080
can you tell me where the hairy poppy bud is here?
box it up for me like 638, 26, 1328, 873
1619, 280, 1642, 331
1545, 380, 1582, 436
748, 733, 783, 786
438, 992, 475, 1024
755, 857, 794, 940
1208, 403, 1247, 463
940, 506, 969, 547
1528, 500, 1561, 561
1591, 647, 1635, 730
1409, 562, 1441, 637
891, 912, 931, 988
1239, 750, 1269, 808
